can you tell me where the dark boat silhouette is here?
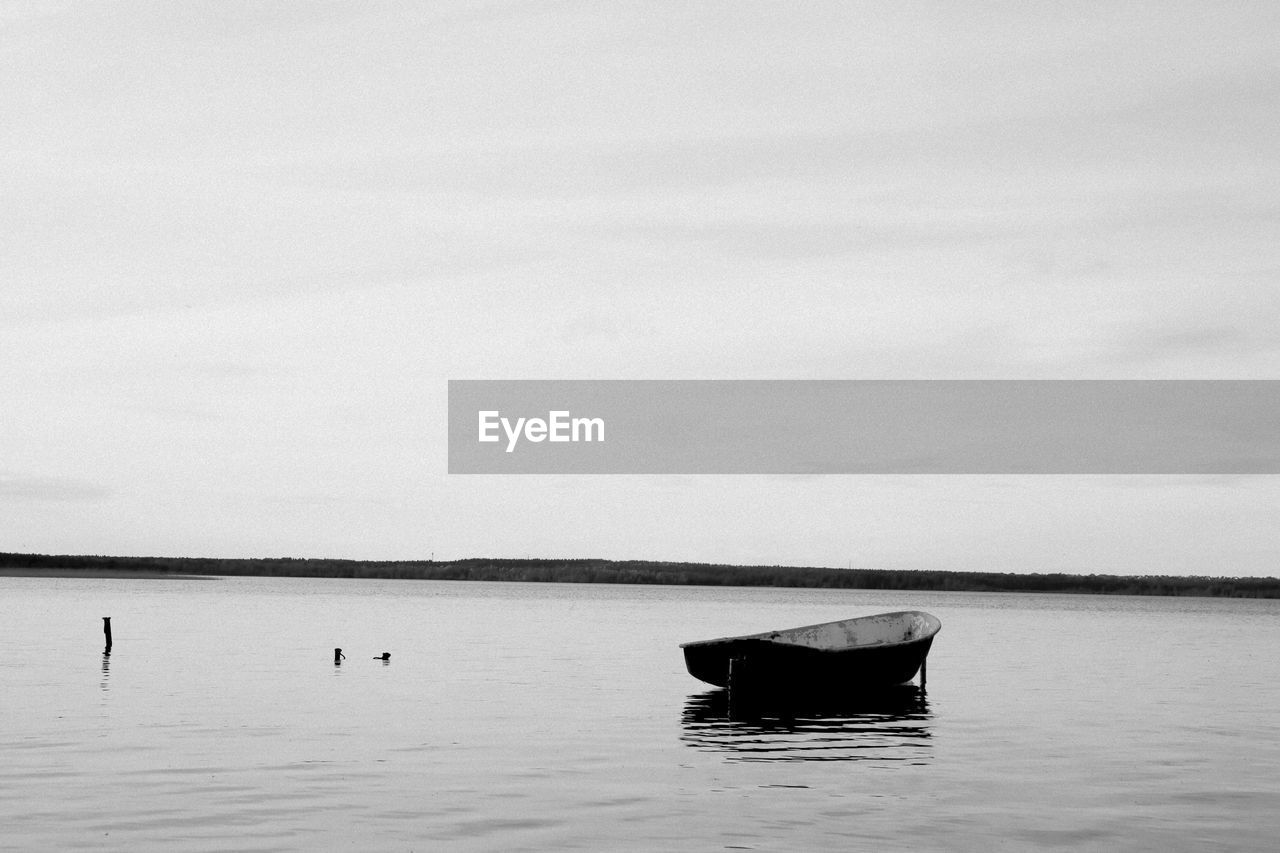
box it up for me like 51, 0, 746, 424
680, 610, 941, 690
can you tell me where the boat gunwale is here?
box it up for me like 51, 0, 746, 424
678, 610, 941, 650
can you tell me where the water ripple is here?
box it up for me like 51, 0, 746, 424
680, 686, 933, 764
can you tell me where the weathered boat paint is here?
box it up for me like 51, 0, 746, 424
680, 610, 941, 690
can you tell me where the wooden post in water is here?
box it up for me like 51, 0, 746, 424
920, 657, 927, 690
727, 656, 755, 717
103, 617, 112, 654
728, 656, 752, 694
727, 656, 740, 714
334, 648, 345, 665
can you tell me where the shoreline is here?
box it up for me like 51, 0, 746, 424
0, 568, 215, 579
2, 553, 1278, 598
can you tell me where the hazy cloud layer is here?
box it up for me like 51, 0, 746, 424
0, 473, 111, 503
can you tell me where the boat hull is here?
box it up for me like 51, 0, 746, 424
681, 611, 940, 690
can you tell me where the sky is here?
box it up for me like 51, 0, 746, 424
2, 1, 1278, 576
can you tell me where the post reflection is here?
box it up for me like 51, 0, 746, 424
100, 652, 110, 692
680, 685, 933, 763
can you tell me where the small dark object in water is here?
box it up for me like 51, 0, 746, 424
374, 653, 390, 661
103, 616, 112, 654
334, 648, 345, 665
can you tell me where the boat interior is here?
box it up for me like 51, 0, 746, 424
760, 611, 940, 650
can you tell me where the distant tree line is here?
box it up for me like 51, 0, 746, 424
3, 552, 1279, 598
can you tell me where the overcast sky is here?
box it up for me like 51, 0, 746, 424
3, 1, 1278, 575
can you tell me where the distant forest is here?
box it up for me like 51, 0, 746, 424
3, 552, 1278, 598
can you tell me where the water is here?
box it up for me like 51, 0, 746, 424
3, 576, 1278, 851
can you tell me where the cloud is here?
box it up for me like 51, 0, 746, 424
1109, 316, 1280, 369
0, 473, 111, 503
1135, 326, 1253, 357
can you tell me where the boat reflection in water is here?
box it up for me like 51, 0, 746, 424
680, 685, 932, 763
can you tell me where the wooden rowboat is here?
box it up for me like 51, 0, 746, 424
680, 610, 941, 690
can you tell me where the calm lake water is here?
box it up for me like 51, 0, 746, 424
3, 576, 1278, 851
